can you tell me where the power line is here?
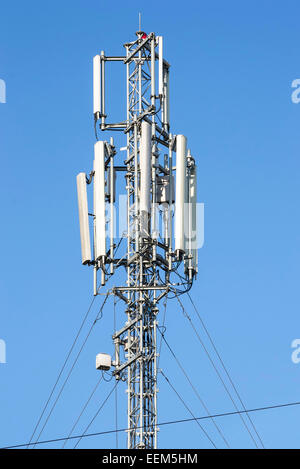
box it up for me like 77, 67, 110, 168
187, 292, 265, 448
175, 293, 261, 448
32, 291, 110, 448
5, 399, 300, 449
157, 327, 230, 448
160, 370, 218, 449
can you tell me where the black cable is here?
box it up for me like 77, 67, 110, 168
171, 269, 265, 447
32, 291, 110, 448
160, 370, 218, 449
157, 327, 230, 448
4, 399, 300, 449
187, 292, 265, 448
61, 376, 104, 448
102, 370, 114, 382
175, 293, 261, 449
27, 289, 102, 448
73, 380, 119, 448
94, 117, 99, 141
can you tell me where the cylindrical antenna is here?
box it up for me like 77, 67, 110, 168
93, 55, 101, 118
101, 51, 105, 128
158, 36, 163, 97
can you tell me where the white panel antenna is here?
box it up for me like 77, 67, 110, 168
190, 164, 197, 272
184, 156, 198, 276
109, 151, 115, 274
140, 120, 152, 213
76, 172, 92, 265
175, 135, 187, 253
93, 55, 101, 117
94, 141, 106, 260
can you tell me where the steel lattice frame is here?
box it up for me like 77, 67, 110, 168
88, 30, 195, 450
125, 34, 158, 449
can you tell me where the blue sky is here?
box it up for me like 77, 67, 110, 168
0, 0, 300, 449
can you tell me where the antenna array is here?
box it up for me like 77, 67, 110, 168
76, 30, 198, 449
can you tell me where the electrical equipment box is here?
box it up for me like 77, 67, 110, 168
96, 353, 111, 371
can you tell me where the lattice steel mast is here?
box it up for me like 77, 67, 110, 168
76, 29, 198, 449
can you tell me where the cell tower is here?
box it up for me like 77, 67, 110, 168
76, 29, 198, 449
